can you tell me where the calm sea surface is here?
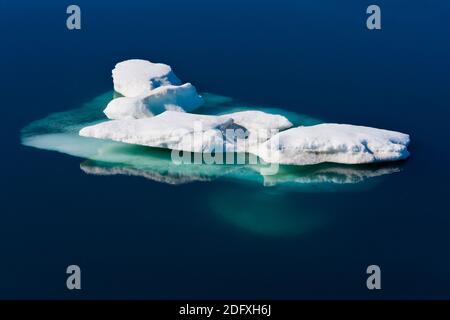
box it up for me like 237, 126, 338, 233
1, 1, 450, 299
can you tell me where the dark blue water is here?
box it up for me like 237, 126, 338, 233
1, 0, 450, 299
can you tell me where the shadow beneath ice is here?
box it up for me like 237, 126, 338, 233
208, 187, 329, 237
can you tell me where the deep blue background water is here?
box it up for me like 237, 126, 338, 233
1, 0, 450, 299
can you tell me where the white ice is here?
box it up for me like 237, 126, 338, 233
112, 59, 181, 97
257, 123, 410, 165
80, 111, 235, 153
104, 83, 204, 120
33, 58, 412, 172
80, 110, 293, 153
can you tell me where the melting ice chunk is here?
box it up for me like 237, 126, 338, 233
112, 59, 181, 97
104, 83, 204, 120
258, 123, 410, 165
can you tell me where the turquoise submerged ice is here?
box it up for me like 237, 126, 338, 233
21, 91, 405, 190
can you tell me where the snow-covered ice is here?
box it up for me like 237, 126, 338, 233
81, 110, 294, 153
218, 110, 293, 153
112, 59, 181, 97
221, 110, 292, 141
80, 111, 235, 153
82, 109, 410, 166
257, 123, 410, 165
104, 83, 204, 120
221, 110, 293, 132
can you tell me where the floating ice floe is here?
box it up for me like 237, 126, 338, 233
112, 59, 181, 97
257, 123, 410, 165
82, 109, 410, 166
103, 59, 411, 166
104, 83, 204, 120
21, 90, 406, 188
21, 57, 411, 191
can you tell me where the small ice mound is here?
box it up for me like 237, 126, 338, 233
258, 123, 410, 165
79, 111, 235, 153
112, 59, 181, 97
218, 110, 293, 153
104, 83, 204, 120
221, 110, 292, 133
